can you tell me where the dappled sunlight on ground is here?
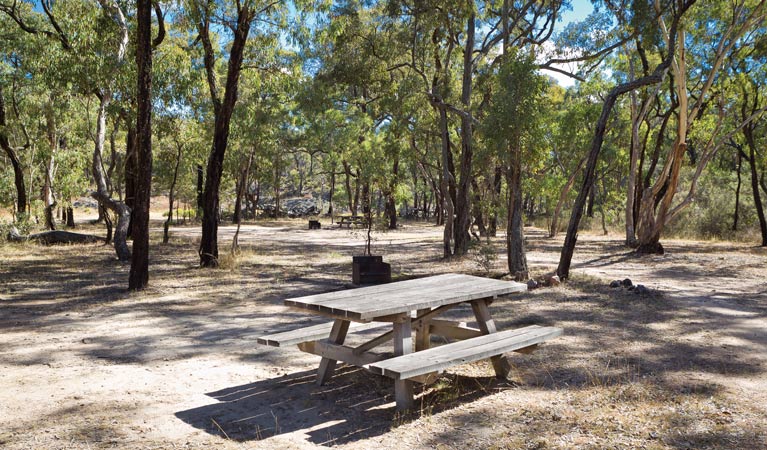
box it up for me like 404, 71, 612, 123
1, 218, 765, 448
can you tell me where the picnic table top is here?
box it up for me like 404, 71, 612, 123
284, 273, 527, 321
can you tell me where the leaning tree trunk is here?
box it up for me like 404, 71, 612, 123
92, 93, 131, 261
199, 5, 252, 267
0, 85, 27, 216
556, 26, 686, 277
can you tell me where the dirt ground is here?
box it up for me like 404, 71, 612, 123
1, 216, 765, 449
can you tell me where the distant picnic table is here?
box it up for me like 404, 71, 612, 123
257, 273, 562, 410
337, 215, 368, 228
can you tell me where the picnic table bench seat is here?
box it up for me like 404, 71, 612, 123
257, 321, 389, 347
365, 325, 562, 381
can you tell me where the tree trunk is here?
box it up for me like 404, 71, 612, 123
66, 207, 75, 227
42, 158, 56, 231
196, 164, 204, 218
386, 156, 399, 229
507, 144, 528, 280
92, 93, 131, 261
744, 126, 767, 246
233, 174, 244, 224
41, 101, 59, 230
129, 0, 154, 290
164, 140, 183, 244
342, 160, 355, 216
488, 165, 502, 237
550, 156, 586, 238
199, 4, 252, 267
625, 71, 640, 246
586, 182, 596, 218
0, 85, 27, 217
274, 155, 282, 217
328, 167, 336, 222
453, 13, 476, 257
103, 206, 113, 244
124, 121, 137, 238
439, 106, 454, 257
232, 148, 255, 253
556, 4, 690, 278
361, 181, 370, 215
471, 179, 487, 237
733, 150, 742, 231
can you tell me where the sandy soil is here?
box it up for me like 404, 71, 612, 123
1, 217, 765, 449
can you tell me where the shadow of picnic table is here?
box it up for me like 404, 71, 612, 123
175, 365, 516, 446
176, 366, 389, 445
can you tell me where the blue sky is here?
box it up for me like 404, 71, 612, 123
549, 0, 595, 87
561, 0, 595, 26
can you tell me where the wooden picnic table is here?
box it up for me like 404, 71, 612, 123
337, 215, 368, 228
258, 273, 562, 410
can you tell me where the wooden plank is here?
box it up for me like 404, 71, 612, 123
352, 282, 525, 320
327, 277, 517, 313
471, 298, 510, 378
297, 341, 389, 366
299, 277, 527, 320
316, 319, 350, 385
353, 305, 457, 354
256, 321, 387, 347
285, 273, 466, 307
367, 326, 563, 381
285, 276, 475, 316
392, 315, 414, 410
428, 320, 482, 340
284, 273, 522, 316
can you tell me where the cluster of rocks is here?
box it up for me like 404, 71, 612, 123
258, 197, 321, 218
609, 278, 649, 294
284, 198, 321, 217
73, 198, 99, 209
525, 274, 560, 290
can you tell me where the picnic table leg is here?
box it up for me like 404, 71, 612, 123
393, 315, 414, 410
471, 298, 512, 379
315, 319, 350, 385
415, 308, 431, 351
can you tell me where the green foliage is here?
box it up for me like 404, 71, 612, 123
469, 238, 498, 275
482, 51, 548, 154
